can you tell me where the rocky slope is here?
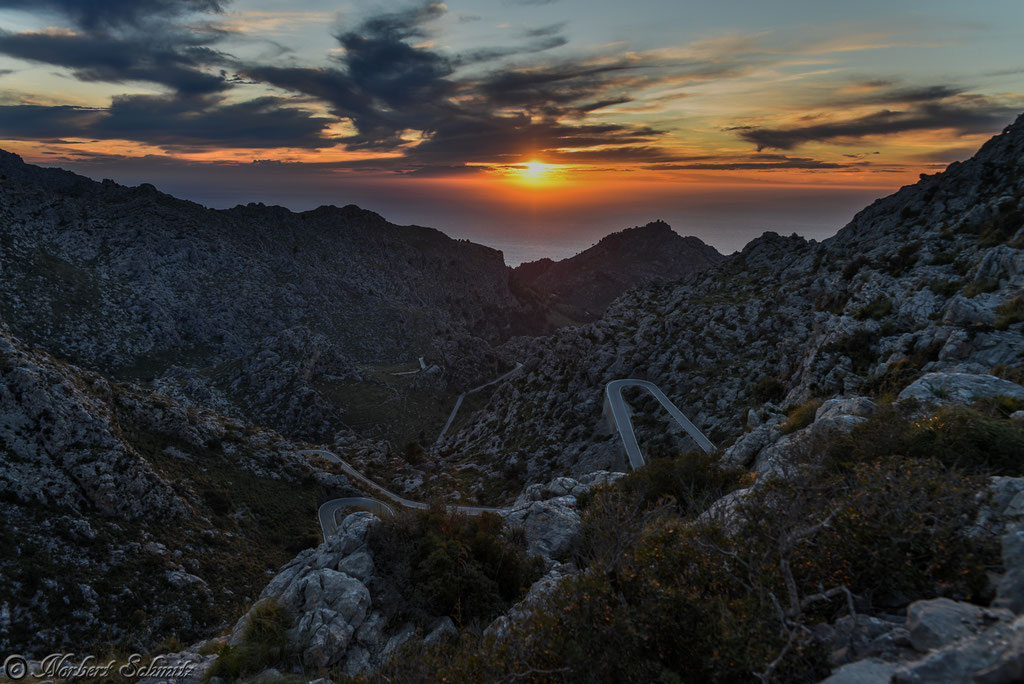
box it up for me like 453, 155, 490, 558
438, 113, 1024, 492
511, 220, 723, 323
0, 150, 525, 440
0, 318, 363, 656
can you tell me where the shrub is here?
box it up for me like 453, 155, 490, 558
781, 399, 822, 434
859, 340, 943, 398
827, 402, 1024, 476
980, 202, 1024, 247
853, 296, 893, 321
826, 329, 879, 375
841, 256, 870, 280
753, 375, 786, 403
929, 251, 956, 266
617, 452, 745, 515
995, 295, 1024, 330
964, 277, 999, 298
885, 241, 921, 275
207, 599, 291, 681
927, 278, 961, 297
368, 506, 543, 628
993, 364, 1024, 385
742, 458, 995, 610
815, 290, 850, 314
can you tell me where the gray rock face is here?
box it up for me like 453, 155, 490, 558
502, 473, 617, 563
906, 598, 1011, 652
0, 151, 530, 442
822, 658, 901, 684
897, 373, 1024, 406
892, 616, 1024, 684
240, 513, 380, 669
287, 570, 370, 668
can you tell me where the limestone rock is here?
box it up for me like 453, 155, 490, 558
897, 373, 1024, 406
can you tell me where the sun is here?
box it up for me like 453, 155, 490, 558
523, 161, 551, 178
510, 160, 561, 185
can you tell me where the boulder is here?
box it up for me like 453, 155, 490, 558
822, 658, 901, 684
897, 373, 1024, 406
893, 615, 1024, 683
502, 497, 580, 562
905, 598, 1010, 652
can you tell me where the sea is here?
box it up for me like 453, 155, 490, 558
473, 237, 596, 267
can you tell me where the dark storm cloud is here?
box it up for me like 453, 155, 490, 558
405, 114, 665, 164
237, 1, 663, 158
0, 104, 101, 139
739, 102, 1019, 150
653, 155, 849, 170
0, 0, 230, 95
0, 0, 224, 31
0, 29, 228, 95
458, 34, 568, 64
475, 61, 636, 113
543, 146, 679, 163
0, 96, 335, 148
93, 95, 335, 148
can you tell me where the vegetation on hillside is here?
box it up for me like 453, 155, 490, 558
368, 399, 1021, 682
367, 506, 545, 629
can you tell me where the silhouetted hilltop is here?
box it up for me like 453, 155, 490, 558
511, 220, 724, 322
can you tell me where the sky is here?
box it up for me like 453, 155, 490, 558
0, 0, 1022, 260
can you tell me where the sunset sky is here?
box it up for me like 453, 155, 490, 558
1, 0, 1022, 257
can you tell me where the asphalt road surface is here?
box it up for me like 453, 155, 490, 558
302, 449, 509, 540
436, 362, 524, 443
603, 379, 716, 469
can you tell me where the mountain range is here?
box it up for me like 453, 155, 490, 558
1, 114, 1023, 682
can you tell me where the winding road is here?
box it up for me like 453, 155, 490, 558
303, 448, 509, 540
603, 379, 716, 469
309, 378, 713, 540
435, 362, 525, 444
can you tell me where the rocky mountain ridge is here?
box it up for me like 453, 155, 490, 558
511, 219, 723, 323
436, 113, 1024, 491
0, 149, 522, 440
3, 111, 1024, 682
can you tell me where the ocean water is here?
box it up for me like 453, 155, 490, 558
474, 237, 596, 267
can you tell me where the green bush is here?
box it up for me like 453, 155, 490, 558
927, 279, 961, 297
885, 241, 921, 275
853, 296, 893, 321
827, 402, 1024, 476
995, 295, 1024, 330
826, 329, 879, 375
368, 506, 543, 628
613, 451, 746, 516
207, 599, 291, 681
841, 256, 870, 280
964, 277, 1000, 298
993, 364, 1024, 386
781, 399, 822, 434
741, 458, 995, 610
753, 376, 786, 403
